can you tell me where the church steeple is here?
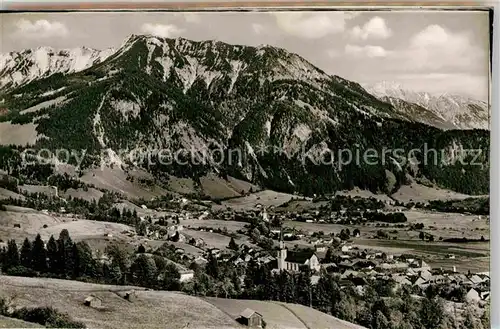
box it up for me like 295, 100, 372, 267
278, 225, 287, 270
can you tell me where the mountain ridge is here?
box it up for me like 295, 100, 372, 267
0, 35, 490, 197
0, 46, 115, 90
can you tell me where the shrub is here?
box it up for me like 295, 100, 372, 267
11, 306, 86, 328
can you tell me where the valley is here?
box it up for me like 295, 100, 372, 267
0, 19, 491, 329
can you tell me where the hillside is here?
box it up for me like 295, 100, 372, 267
0, 35, 490, 197
0, 276, 364, 329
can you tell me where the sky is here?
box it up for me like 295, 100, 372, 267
0, 10, 491, 100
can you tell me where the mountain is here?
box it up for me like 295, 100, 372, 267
364, 81, 490, 130
0, 35, 490, 196
0, 46, 115, 90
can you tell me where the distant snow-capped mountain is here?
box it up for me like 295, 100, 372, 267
363, 81, 490, 130
0, 46, 116, 89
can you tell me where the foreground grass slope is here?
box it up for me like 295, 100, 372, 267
0, 315, 44, 328
0, 276, 365, 329
0, 276, 238, 329
205, 297, 367, 329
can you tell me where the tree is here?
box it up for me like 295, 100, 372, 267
152, 255, 167, 274
228, 237, 238, 251
108, 265, 122, 285
420, 297, 445, 329
4, 240, 20, 270
46, 235, 59, 273
130, 254, 157, 288
206, 253, 220, 280
57, 230, 75, 278
136, 221, 147, 236
162, 263, 181, 291
352, 228, 360, 237
73, 241, 95, 278
31, 234, 47, 272
20, 238, 32, 269
419, 231, 425, 241
334, 294, 357, 322
106, 244, 130, 282
137, 245, 146, 253
481, 303, 490, 329
462, 303, 484, 329
339, 229, 350, 241
373, 310, 390, 329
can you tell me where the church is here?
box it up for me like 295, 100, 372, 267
276, 240, 321, 272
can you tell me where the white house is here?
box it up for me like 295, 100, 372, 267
466, 288, 481, 303
179, 270, 194, 282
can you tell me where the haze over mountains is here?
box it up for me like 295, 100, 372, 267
0, 35, 490, 196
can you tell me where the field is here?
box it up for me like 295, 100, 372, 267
0, 205, 65, 241
199, 174, 242, 199
390, 183, 481, 203
217, 190, 299, 210
0, 187, 25, 201
335, 187, 393, 203
278, 206, 489, 273
80, 167, 168, 200
0, 122, 39, 146
61, 187, 104, 202
0, 205, 135, 251
181, 218, 247, 233
19, 185, 57, 197
0, 276, 362, 329
182, 229, 254, 250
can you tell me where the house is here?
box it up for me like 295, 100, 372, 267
419, 269, 432, 281
466, 288, 481, 303
377, 262, 408, 272
84, 295, 102, 308
392, 275, 412, 288
413, 277, 428, 287
315, 244, 328, 253
341, 245, 352, 253
179, 270, 194, 282
194, 256, 208, 266
469, 274, 484, 285
341, 270, 360, 279
480, 291, 490, 301
238, 308, 263, 328
123, 290, 136, 301
351, 260, 376, 270
408, 259, 431, 271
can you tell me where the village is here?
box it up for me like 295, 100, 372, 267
78, 195, 490, 311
